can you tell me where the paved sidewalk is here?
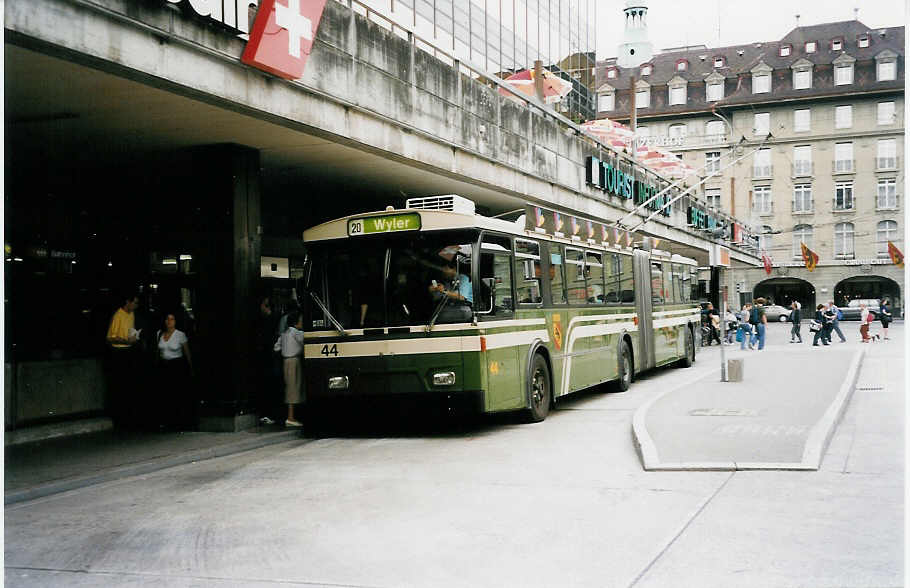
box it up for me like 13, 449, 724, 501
633, 322, 875, 471
5, 426, 305, 504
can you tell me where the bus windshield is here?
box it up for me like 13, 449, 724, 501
306, 230, 478, 329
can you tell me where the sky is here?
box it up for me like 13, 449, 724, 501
596, 0, 907, 59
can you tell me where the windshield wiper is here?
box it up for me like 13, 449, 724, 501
426, 279, 457, 333
310, 291, 347, 336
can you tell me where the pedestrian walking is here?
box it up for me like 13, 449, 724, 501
789, 301, 802, 343
155, 312, 196, 430
274, 310, 305, 428
879, 298, 893, 340
738, 303, 754, 350
813, 304, 831, 346
749, 298, 768, 350
828, 300, 847, 343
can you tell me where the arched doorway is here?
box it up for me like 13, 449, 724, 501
834, 276, 902, 315
753, 277, 816, 311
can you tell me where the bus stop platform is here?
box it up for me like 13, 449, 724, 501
633, 345, 866, 471
5, 426, 303, 505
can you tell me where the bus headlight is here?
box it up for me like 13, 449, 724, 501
328, 376, 349, 390
433, 371, 456, 386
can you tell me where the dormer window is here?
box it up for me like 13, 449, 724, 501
875, 50, 898, 81
791, 59, 813, 90
668, 76, 687, 105
705, 72, 725, 102
780, 44, 791, 57
831, 38, 843, 51
640, 64, 652, 76
805, 41, 817, 53
606, 67, 618, 79
833, 53, 856, 85
858, 35, 870, 48
713, 56, 725, 68
676, 60, 688, 72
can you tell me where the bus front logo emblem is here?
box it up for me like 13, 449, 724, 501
242, 0, 328, 80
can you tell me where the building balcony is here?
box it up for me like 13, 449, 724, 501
752, 165, 773, 179
832, 159, 855, 174
792, 161, 813, 178
832, 199, 855, 213
752, 203, 774, 216
876, 195, 900, 211
876, 156, 899, 171
792, 202, 814, 214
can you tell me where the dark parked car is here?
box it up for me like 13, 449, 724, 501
839, 299, 881, 321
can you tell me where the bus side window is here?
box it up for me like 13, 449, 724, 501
671, 263, 683, 304
651, 261, 664, 305
662, 262, 675, 304
565, 248, 586, 304
619, 254, 634, 303
515, 239, 542, 304
478, 235, 514, 315
585, 251, 605, 304
547, 244, 567, 305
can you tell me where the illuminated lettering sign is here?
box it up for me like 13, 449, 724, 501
585, 155, 670, 217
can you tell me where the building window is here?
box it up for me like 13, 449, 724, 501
705, 151, 721, 174
752, 73, 770, 94
832, 39, 843, 51
641, 64, 652, 76
758, 225, 773, 252
706, 81, 723, 102
705, 188, 721, 209
877, 220, 898, 257
705, 120, 724, 137
877, 178, 897, 209
793, 145, 812, 176
834, 181, 854, 211
877, 60, 896, 81
805, 41, 817, 53
834, 64, 853, 85
877, 139, 897, 170
858, 35, 870, 48
793, 225, 813, 258
753, 112, 770, 136
834, 105, 852, 129
753, 148, 772, 178
636, 126, 650, 138
834, 142, 853, 172
669, 85, 686, 105
635, 88, 650, 108
877, 101, 896, 125
676, 60, 688, 71
793, 184, 813, 212
834, 222, 855, 258
780, 45, 791, 57
714, 56, 725, 68
668, 124, 687, 139
598, 93, 615, 111
793, 68, 812, 89
794, 109, 811, 132
607, 68, 618, 79
753, 185, 772, 214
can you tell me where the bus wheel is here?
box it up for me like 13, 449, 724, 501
678, 327, 695, 368
524, 353, 551, 423
614, 342, 632, 392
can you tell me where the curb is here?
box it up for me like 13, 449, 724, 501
5, 430, 305, 505
632, 348, 867, 472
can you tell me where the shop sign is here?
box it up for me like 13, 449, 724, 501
241, 0, 328, 79
585, 156, 670, 217
164, 0, 257, 34
686, 206, 722, 231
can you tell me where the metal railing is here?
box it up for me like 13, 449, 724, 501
792, 201, 814, 213
833, 159, 855, 173
792, 161, 813, 177
876, 194, 900, 210
752, 165, 773, 179
876, 156, 899, 171
752, 202, 774, 215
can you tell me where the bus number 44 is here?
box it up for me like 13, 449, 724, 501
321, 344, 339, 356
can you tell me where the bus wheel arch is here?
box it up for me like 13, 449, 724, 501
523, 341, 553, 422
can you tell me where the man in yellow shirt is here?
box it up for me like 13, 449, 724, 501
106, 294, 140, 427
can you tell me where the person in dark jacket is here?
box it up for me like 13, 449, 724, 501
880, 298, 893, 340
789, 301, 802, 343
813, 304, 831, 346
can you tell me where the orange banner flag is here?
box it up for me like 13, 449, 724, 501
800, 242, 819, 272
888, 241, 904, 269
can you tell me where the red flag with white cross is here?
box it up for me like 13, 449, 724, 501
241, 0, 328, 80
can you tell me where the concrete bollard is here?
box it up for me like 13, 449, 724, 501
727, 359, 744, 382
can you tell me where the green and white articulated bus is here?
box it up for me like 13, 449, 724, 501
301, 195, 700, 426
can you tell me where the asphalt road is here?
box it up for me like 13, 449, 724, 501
5, 323, 904, 588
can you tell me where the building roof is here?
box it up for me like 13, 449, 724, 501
595, 20, 904, 118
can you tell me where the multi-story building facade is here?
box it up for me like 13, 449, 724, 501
595, 19, 904, 312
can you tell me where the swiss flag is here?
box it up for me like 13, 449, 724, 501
241, 0, 328, 80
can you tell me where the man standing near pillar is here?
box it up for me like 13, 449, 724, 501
106, 293, 140, 428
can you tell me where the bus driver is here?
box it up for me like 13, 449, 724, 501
429, 258, 473, 305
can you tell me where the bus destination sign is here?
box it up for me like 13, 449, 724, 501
348, 213, 421, 236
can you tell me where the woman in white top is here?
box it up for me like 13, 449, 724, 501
274, 311, 305, 427
157, 313, 195, 430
